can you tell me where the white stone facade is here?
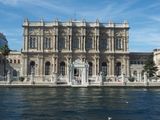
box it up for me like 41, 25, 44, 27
154, 49, 160, 75
21, 19, 130, 82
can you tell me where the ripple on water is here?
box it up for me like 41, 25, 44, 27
0, 88, 160, 120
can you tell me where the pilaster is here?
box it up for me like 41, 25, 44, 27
111, 56, 115, 76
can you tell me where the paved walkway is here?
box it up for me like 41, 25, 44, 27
1, 80, 160, 88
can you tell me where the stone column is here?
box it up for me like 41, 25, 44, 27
94, 57, 97, 75
108, 37, 110, 51
66, 57, 70, 76
121, 71, 125, 83
53, 35, 56, 51
30, 69, 34, 84
97, 36, 99, 51
83, 36, 86, 52
123, 56, 129, 77
108, 58, 112, 76
111, 57, 115, 76
68, 64, 72, 85
55, 35, 58, 52
123, 57, 126, 76
144, 72, 148, 85
54, 57, 58, 73
24, 28, 28, 51
40, 28, 44, 51
139, 71, 142, 82
24, 35, 28, 51
97, 57, 99, 75
67, 62, 70, 85
99, 72, 103, 85
85, 64, 89, 85
124, 37, 126, 52
111, 29, 114, 51
94, 36, 96, 51
39, 57, 43, 75
7, 70, 11, 84
23, 57, 28, 76
68, 35, 72, 51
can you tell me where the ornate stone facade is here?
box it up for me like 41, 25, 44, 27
21, 19, 130, 80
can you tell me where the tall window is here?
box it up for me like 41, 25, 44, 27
44, 37, 51, 49
86, 37, 93, 50
88, 62, 93, 76
29, 36, 36, 49
73, 36, 80, 49
100, 38, 108, 50
102, 62, 107, 76
45, 61, 50, 75
60, 62, 65, 75
115, 62, 121, 76
59, 36, 66, 49
133, 71, 137, 77
29, 61, 35, 75
116, 38, 122, 50
13, 70, 17, 76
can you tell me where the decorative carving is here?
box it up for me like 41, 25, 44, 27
29, 28, 40, 35
115, 30, 124, 36
44, 28, 53, 35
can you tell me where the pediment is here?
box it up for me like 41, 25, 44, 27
74, 59, 83, 65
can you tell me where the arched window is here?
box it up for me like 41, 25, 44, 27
10, 59, 12, 63
45, 61, 51, 75
13, 70, 17, 76
60, 62, 65, 75
14, 59, 16, 64
115, 62, 121, 76
18, 59, 20, 64
88, 62, 93, 76
102, 62, 107, 76
133, 71, 137, 77
30, 61, 35, 75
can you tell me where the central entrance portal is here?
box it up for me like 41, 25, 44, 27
68, 59, 89, 86
74, 68, 82, 85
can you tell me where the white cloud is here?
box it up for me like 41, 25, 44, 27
0, 0, 160, 51
150, 16, 160, 22
0, 0, 19, 5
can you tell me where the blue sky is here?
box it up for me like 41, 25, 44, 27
0, 0, 160, 52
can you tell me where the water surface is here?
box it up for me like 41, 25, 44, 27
0, 87, 160, 120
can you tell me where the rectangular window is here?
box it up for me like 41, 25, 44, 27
44, 37, 51, 49
73, 36, 80, 49
29, 36, 36, 49
100, 38, 108, 50
59, 36, 65, 49
116, 38, 122, 50
86, 36, 93, 50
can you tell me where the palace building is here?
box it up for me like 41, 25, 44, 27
0, 19, 154, 85
22, 19, 129, 77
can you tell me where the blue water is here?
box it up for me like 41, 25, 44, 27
0, 88, 160, 120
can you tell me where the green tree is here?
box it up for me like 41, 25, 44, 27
143, 55, 158, 77
0, 45, 11, 80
